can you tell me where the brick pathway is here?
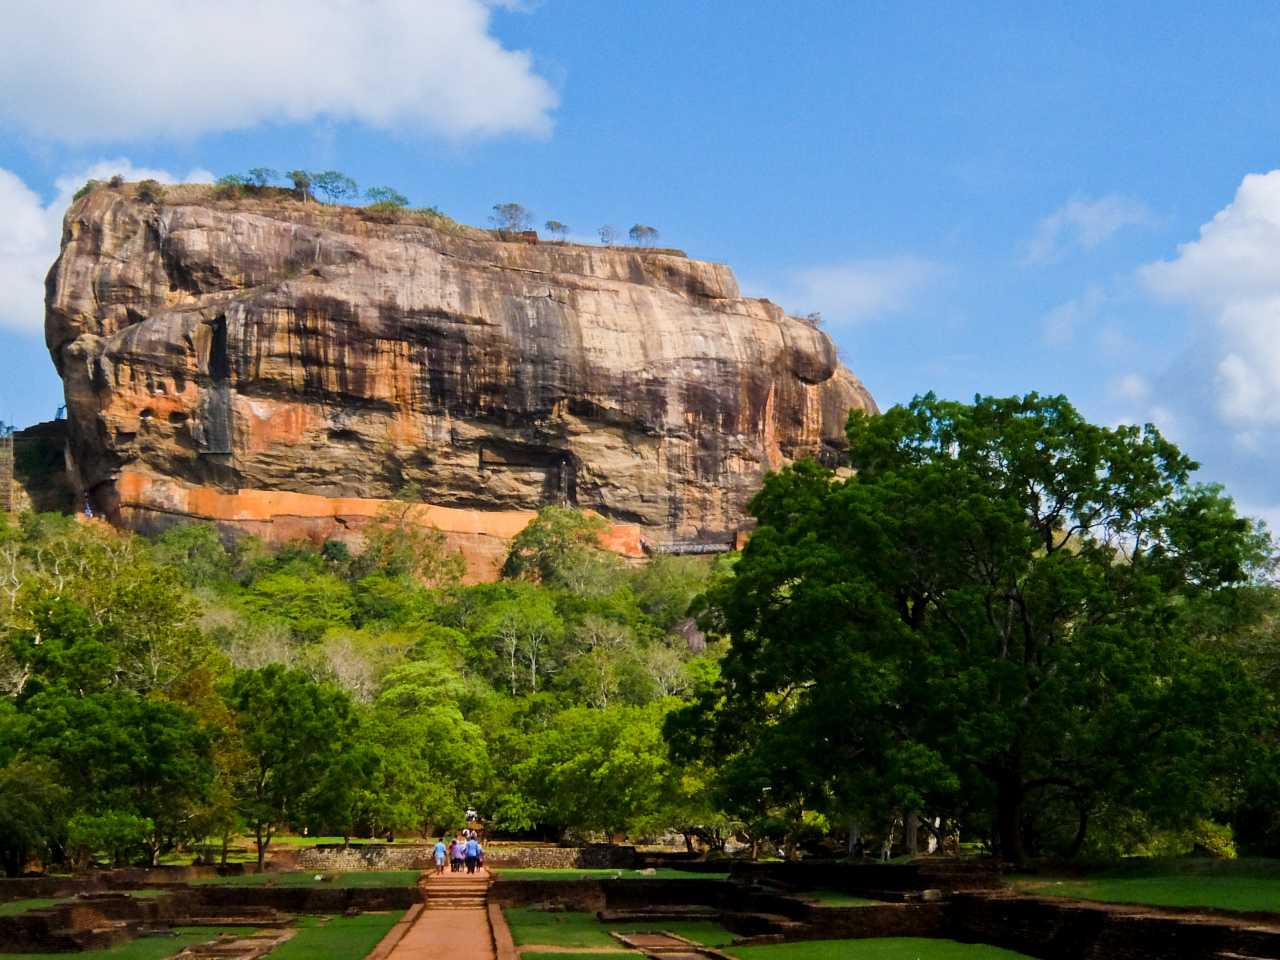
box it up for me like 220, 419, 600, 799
376, 868, 495, 960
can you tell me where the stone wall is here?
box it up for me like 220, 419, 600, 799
295, 842, 636, 872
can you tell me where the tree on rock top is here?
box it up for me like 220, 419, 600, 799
667, 392, 1272, 864
490, 202, 532, 232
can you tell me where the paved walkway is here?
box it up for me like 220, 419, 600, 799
377, 867, 495, 960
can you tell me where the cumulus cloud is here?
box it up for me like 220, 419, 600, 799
1025, 195, 1152, 264
1139, 170, 1280, 429
0, 160, 212, 334
0, 1, 556, 142
779, 256, 945, 325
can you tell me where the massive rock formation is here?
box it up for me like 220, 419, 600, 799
45, 184, 876, 578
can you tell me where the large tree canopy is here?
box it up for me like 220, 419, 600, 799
669, 393, 1271, 862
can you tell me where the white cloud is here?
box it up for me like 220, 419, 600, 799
0, 160, 212, 334
1025, 195, 1152, 264
0, 0, 556, 143
779, 256, 944, 325
1139, 170, 1280, 429
1040, 285, 1106, 347
1109, 372, 1151, 404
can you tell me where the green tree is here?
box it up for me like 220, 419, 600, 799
477, 584, 565, 695
502, 506, 620, 593
365, 186, 409, 208
313, 170, 359, 203
670, 393, 1270, 864
287, 170, 313, 201
628, 224, 659, 246
150, 523, 233, 589
25, 692, 216, 865
544, 220, 569, 239
242, 567, 355, 642
0, 759, 67, 876
247, 167, 278, 188
490, 202, 532, 232
215, 174, 251, 198
513, 703, 673, 839
136, 179, 165, 204
225, 665, 361, 866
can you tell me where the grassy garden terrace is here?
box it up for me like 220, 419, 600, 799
1010, 858, 1280, 914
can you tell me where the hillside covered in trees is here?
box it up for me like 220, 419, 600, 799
3, 394, 1280, 873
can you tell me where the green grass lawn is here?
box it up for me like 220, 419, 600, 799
0, 897, 65, 916
504, 907, 621, 947
1, 927, 254, 960
191, 870, 420, 888
655, 920, 738, 947
504, 907, 737, 950
800, 890, 883, 907
731, 938, 1034, 960
494, 868, 729, 882
1011, 858, 1280, 914
269, 913, 402, 960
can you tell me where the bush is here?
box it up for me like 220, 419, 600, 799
108, 174, 125, 189
67, 810, 153, 868
72, 179, 101, 202
136, 179, 165, 204
215, 174, 250, 199
366, 186, 409, 208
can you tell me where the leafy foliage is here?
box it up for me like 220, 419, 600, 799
668, 393, 1273, 863
491, 202, 533, 232
2, 390, 1273, 868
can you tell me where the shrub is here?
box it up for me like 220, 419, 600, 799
72, 179, 100, 202
215, 174, 250, 199
366, 186, 409, 208
107, 174, 125, 189
136, 179, 165, 204
67, 811, 153, 868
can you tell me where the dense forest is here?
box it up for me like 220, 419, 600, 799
3, 393, 1280, 873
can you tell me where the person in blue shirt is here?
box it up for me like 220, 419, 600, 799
465, 836, 480, 874
433, 836, 448, 875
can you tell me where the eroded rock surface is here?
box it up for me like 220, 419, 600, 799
46, 186, 876, 577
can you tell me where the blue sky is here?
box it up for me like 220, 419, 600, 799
4, 1, 1280, 521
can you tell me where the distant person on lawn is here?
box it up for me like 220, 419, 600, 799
465, 835, 480, 874
433, 837, 447, 875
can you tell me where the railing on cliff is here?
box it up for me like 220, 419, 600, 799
646, 539, 734, 556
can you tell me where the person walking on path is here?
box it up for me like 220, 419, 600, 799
465, 835, 479, 874
451, 835, 465, 873
433, 836, 447, 875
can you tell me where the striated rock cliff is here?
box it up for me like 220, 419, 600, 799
45, 185, 876, 578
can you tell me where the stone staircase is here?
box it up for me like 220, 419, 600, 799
422, 871, 491, 911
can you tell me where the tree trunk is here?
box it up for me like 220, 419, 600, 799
847, 818, 861, 858
995, 773, 1027, 866
905, 811, 919, 856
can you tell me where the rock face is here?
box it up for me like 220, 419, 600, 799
46, 185, 876, 578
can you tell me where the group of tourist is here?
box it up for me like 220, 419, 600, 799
433, 827, 484, 875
